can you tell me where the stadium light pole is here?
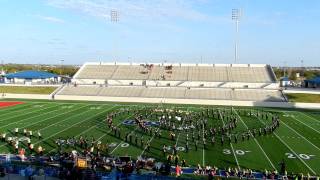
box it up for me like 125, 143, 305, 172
283, 61, 287, 77
1, 60, 4, 75
60, 60, 64, 75
111, 10, 119, 62
301, 59, 305, 77
232, 9, 241, 64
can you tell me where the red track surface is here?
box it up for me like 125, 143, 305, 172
0, 102, 24, 108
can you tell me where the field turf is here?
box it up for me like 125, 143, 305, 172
0, 86, 57, 94
0, 99, 319, 176
286, 93, 320, 103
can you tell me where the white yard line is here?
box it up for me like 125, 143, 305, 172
110, 126, 139, 154
20, 100, 135, 107
230, 143, 239, 169
95, 113, 137, 141
274, 133, 316, 175
136, 106, 165, 158
0, 106, 92, 147
90, 107, 157, 157
255, 115, 317, 175
73, 105, 116, 139
33, 105, 92, 133
136, 109, 162, 158
287, 113, 320, 134
0, 104, 61, 129
175, 115, 187, 147
46, 105, 118, 154
139, 131, 158, 157
107, 108, 156, 155
0, 103, 32, 114
299, 112, 320, 123
232, 108, 276, 170
0, 105, 91, 148
22, 100, 213, 110
173, 107, 192, 148
13, 105, 88, 130
0, 103, 52, 122
202, 123, 205, 167
281, 121, 320, 151
218, 109, 240, 169
110, 141, 122, 154
34, 105, 117, 146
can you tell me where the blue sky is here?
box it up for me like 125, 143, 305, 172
0, 0, 319, 66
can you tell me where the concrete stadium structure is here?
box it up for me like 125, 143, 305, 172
53, 62, 286, 106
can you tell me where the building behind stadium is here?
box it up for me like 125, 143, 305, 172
4, 70, 60, 85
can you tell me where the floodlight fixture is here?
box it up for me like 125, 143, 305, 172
111, 10, 119, 22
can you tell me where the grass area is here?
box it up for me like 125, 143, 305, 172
0, 86, 57, 94
0, 100, 319, 176
286, 93, 320, 103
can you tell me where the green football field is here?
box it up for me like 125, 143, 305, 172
0, 99, 319, 176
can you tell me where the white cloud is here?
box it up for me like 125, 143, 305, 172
39, 15, 65, 23
46, 0, 210, 22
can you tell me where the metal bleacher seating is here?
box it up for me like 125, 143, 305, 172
58, 63, 284, 102
59, 85, 285, 102
76, 65, 117, 79
74, 64, 275, 83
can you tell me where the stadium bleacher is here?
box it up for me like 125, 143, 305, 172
73, 63, 275, 82
57, 62, 285, 102
59, 86, 285, 102
75, 64, 117, 79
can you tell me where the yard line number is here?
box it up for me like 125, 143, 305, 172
223, 149, 251, 156
285, 153, 315, 160
108, 142, 130, 148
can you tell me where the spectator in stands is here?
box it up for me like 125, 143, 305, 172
175, 165, 182, 177
0, 166, 5, 177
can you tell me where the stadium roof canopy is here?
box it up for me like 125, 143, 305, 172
5, 70, 58, 79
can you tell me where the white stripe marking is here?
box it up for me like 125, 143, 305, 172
34, 106, 117, 146
233, 108, 276, 170
255, 113, 317, 175
281, 120, 320, 151
0, 104, 61, 129
218, 109, 240, 169
288, 113, 320, 134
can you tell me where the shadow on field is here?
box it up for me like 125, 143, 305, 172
43, 139, 56, 149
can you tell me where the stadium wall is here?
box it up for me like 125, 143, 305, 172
71, 80, 278, 89
0, 84, 60, 87
220, 82, 275, 88
1, 93, 51, 100
72, 79, 106, 84
1, 93, 320, 109
283, 88, 320, 94
78, 62, 268, 67
108, 80, 143, 86
53, 94, 320, 109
